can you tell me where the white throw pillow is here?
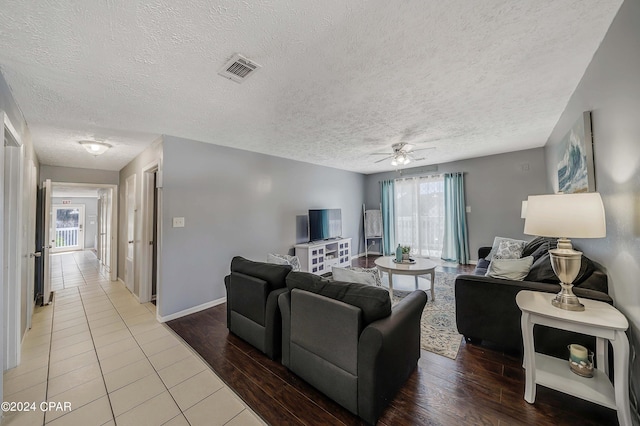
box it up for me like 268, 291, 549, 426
494, 239, 525, 259
267, 253, 301, 272
485, 256, 534, 281
486, 236, 527, 260
332, 266, 381, 287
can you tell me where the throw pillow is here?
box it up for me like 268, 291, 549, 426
494, 240, 525, 259
485, 256, 534, 281
486, 236, 527, 260
522, 236, 556, 257
267, 253, 301, 272
332, 266, 382, 287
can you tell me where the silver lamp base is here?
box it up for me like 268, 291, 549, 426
551, 283, 585, 311
549, 239, 585, 312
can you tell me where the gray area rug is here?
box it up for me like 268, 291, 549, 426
391, 271, 462, 360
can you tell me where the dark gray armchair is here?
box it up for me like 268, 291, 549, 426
279, 271, 427, 425
224, 256, 292, 359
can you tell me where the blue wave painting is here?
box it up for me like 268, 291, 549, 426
557, 113, 592, 193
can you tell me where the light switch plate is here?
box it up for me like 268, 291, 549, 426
465, 206, 471, 213
172, 217, 185, 228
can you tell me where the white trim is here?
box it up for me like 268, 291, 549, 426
2, 112, 24, 371
156, 297, 226, 323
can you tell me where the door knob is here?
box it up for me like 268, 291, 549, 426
128, 240, 134, 244
30, 252, 42, 258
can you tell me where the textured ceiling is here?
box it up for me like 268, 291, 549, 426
0, 0, 623, 173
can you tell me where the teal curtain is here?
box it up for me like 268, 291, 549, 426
442, 172, 470, 264
380, 180, 395, 255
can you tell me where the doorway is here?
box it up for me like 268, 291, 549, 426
140, 162, 160, 304
51, 204, 85, 253
125, 174, 136, 293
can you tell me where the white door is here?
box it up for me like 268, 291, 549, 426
25, 160, 37, 329
51, 204, 85, 253
42, 179, 52, 304
125, 175, 136, 292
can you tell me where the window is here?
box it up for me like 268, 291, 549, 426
394, 175, 445, 258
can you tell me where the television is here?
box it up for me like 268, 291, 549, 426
308, 209, 342, 241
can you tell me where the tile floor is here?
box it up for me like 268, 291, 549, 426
2, 251, 264, 426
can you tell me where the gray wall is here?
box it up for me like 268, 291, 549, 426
41, 165, 119, 185
52, 197, 98, 249
543, 0, 640, 419
364, 148, 547, 260
159, 135, 365, 318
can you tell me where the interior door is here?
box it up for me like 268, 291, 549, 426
37, 179, 52, 305
96, 193, 103, 261
51, 204, 85, 253
125, 175, 136, 292
26, 161, 37, 329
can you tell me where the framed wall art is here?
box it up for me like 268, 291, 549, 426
557, 111, 595, 193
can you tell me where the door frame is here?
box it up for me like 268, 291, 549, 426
140, 160, 161, 304
2, 111, 24, 370
50, 182, 119, 282
51, 203, 85, 253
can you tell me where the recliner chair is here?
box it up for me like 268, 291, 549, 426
224, 256, 292, 359
279, 271, 427, 425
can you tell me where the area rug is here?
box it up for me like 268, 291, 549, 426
390, 271, 462, 360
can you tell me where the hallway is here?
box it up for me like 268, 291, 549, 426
2, 252, 263, 426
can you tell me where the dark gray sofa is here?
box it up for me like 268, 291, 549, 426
455, 238, 611, 357
224, 256, 292, 359
279, 271, 427, 425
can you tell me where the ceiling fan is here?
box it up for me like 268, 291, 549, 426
371, 142, 435, 166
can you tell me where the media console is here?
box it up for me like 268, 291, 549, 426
294, 238, 352, 275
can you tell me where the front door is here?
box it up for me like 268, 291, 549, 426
51, 204, 85, 253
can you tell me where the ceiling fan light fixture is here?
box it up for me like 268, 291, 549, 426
79, 141, 111, 155
391, 158, 398, 166
403, 157, 411, 165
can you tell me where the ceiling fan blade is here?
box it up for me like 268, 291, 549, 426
410, 147, 436, 153
369, 152, 392, 155
374, 155, 393, 163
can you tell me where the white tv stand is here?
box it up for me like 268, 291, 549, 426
294, 238, 352, 275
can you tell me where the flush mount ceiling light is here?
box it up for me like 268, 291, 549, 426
79, 140, 111, 155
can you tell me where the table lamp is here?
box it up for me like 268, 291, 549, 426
524, 193, 606, 311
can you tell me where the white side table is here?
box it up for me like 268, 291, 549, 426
516, 290, 630, 426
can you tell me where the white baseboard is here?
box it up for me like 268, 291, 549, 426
157, 297, 226, 323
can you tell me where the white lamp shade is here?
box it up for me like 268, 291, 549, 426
524, 193, 606, 238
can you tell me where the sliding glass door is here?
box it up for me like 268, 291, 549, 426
394, 175, 444, 258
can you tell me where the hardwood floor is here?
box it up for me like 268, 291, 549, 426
167, 257, 618, 426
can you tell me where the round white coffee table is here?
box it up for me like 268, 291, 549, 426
374, 256, 437, 300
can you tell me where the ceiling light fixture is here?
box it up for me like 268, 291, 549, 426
79, 141, 111, 156
391, 152, 411, 166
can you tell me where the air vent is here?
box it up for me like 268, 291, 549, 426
218, 54, 261, 83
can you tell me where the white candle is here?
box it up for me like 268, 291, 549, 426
569, 344, 588, 362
